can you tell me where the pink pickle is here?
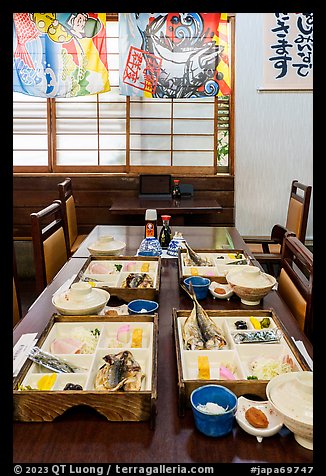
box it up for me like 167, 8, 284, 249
117, 324, 131, 343
219, 365, 236, 380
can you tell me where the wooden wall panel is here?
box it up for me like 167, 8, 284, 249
13, 174, 235, 238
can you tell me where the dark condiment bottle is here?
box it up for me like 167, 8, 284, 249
172, 179, 181, 199
145, 209, 158, 238
159, 215, 172, 249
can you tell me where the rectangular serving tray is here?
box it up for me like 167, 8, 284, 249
13, 313, 158, 428
177, 248, 253, 284
74, 255, 161, 302
172, 308, 310, 417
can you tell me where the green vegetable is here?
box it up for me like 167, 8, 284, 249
247, 375, 258, 380
115, 264, 123, 272
91, 328, 100, 337
260, 318, 271, 329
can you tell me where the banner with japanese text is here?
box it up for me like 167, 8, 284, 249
13, 13, 110, 97
262, 13, 313, 90
119, 13, 231, 98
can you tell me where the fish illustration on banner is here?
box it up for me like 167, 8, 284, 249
119, 13, 231, 98
13, 13, 110, 97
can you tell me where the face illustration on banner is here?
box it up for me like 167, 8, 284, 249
122, 13, 228, 98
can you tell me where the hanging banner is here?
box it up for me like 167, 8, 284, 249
119, 13, 231, 98
261, 13, 313, 90
13, 13, 110, 97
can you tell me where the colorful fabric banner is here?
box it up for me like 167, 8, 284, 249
261, 13, 313, 90
13, 13, 110, 97
119, 13, 231, 98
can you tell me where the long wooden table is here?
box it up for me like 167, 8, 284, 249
13, 226, 313, 464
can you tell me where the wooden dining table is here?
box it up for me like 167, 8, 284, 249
108, 197, 223, 225
13, 226, 313, 465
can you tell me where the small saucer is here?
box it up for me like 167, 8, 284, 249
209, 281, 233, 300
235, 396, 283, 442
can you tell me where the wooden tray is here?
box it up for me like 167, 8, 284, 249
172, 308, 310, 417
177, 248, 253, 284
75, 255, 161, 302
13, 313, 158, 428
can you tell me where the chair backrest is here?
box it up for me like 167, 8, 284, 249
13, 248, 21, 326
31, 200, 70, 294
58, 177, 78, 252
285, 180, 312, 243
278, 233, 313, 342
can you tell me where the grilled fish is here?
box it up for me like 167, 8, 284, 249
182, 306, 205, 350
185, 243, 209, 266
95, 350, 144, 391
182, 283, 227, 350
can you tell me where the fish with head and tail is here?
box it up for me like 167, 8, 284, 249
181, 282, 227, 350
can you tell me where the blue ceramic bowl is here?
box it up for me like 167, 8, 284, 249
184, 276, 211, 300
128, 299, 159, 315
190, 385, 238, 437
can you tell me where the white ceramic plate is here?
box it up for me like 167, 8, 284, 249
236, 396, 284, 442
52, 288, 110, 315
209, 281, 233, 299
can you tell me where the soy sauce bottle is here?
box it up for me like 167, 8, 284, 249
145, 209, 158, 238
172, 179, 181, 200
159, 215, 172, 249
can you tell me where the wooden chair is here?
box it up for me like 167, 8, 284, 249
57, 177, 87, 256
13, 248, 22, 327
244, 180, 312, 275
31, 200, 70, 295
278, 233, 313, 343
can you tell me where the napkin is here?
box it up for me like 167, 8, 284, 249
13, 333, 38, 377
291, 337, 313, 370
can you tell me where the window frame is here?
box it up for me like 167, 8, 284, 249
13, 14, 235, 176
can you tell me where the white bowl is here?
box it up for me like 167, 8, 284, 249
52, 282, 110, 315
226, 266, 276, 305
87, 235, 126, 256
266, 371, 313, 450
235, 396, 284, 442
209, 281, 233, 300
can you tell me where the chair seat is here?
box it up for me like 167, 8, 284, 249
248, 242, 281, 255
71, 234, 88, 254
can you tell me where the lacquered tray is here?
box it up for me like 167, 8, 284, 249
13, 313, 158, 428
173, 308, 310, 416
178, 248, 253, 284
74, 255, 161, 302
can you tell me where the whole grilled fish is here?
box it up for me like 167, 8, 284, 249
185, 243, 209, 266
182, 306, 205, 350
182, 283, 227, 350
95, 351, 144, 391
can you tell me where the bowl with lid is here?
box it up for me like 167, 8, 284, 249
52, 282, 110, 315
226, 266, 276, 305
87, 235, 126, 256
266, 371, 313, 450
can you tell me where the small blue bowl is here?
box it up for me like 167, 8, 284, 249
190, 385, 238, 437
184, 276, 211, 300
127, 299, 159, 315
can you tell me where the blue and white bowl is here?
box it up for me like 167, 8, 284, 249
167, 235, 186, 257
138, 237, 162, 256
184, 276, 211, 300
127, 299, 159, 315
190, 385, 238, 437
